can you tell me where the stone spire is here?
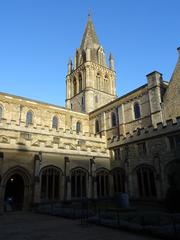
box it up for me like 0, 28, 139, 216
163, 47, 180, 119
109, 52, 115, 71
80, 14, 100, 50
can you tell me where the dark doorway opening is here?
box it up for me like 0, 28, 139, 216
4, 174, 24, 211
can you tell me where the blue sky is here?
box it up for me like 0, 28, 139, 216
0, 0, 179, 106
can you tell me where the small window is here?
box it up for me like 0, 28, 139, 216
26, 111, 33, 126
71, 103, 73, 110
111, 112, 117, 127
52, 116, 58, 130
76, 121, 81, 134
95, 95, 98, 103
0, 105, 3, 120
134, 102, 141, 119
95, 120, 100, 133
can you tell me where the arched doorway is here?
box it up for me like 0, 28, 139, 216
4, 174, 24, 210
1, 166, 32, 212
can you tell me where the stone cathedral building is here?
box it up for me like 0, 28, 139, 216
0, 15, 180, 212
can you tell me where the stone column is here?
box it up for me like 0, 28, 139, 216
64, 157, 71, 200
33, 153, 42, 204
88, 158, 96, 198
109, 174, 114, 197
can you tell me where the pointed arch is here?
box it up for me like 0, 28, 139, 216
96, 168, 110, 197
73, 77, 77, 96
52, 115, 59, 130
40, 165, 63, 201
95, 119, 100, 134
26, 110, 33, 126
111, 167, 125, 193
111, 112, 117, 127
79, 73, 82, 92
71, 167, 88, 199
134, 102, 141, 119
76, 121, 81, 134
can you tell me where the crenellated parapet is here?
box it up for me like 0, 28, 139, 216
108, 116, 180, 147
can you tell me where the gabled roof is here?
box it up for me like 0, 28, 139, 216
80, 15, 100, 50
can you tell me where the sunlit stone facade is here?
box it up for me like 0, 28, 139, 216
0, 16, 179, 212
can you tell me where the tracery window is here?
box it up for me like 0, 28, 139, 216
134, 102, 141, 119
52, 116, 58, 130
95, 120, 100, 134
76, 121, 81, 134
40, 166, 62, 201
96, 170, 109, 197
136, 166, 156, 198
111, 112, 117, 127
26, 111, 33, 126
112, 168, 125, 193
71, 168, 87, 198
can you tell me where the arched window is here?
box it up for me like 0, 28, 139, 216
76, 121, 81, 134
79, 73, 82, 92
111, 112, 117, 127
112, 168, 125, 193
26, 111, 33, 126
73, 77, 77, 96
134, 102, 141, 119
96, 170, 109, 197
136, 166, 156, 198
52, 116, 58, 130
95, 120, 100, 134
71, 168, 87, 199
40, 166, 62, 201
0, 105, 3, 120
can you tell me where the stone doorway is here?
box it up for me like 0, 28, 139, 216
4, 174, 24, 211
0, 167, 32, 212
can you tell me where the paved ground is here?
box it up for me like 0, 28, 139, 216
0, 212, 159, 240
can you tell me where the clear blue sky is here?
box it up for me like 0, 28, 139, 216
0, 0, 179, 107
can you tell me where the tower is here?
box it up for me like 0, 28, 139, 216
65, 15, 116, 113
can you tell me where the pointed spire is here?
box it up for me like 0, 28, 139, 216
177, 47, 180, 57
80, 14, 100, 50
109, 52, 114, 60
67, 57, 72, 74
109, 52, 115, 71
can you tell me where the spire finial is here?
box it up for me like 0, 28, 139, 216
177, 47, 180, 56
88, 11, 92, 20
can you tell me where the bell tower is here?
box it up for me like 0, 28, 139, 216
65, 15, 116, 113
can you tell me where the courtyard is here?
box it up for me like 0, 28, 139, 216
0, 211, 160, 240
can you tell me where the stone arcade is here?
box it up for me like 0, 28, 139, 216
0, 15, 180, 212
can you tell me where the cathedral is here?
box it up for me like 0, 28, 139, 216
0, 15, 180, 212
